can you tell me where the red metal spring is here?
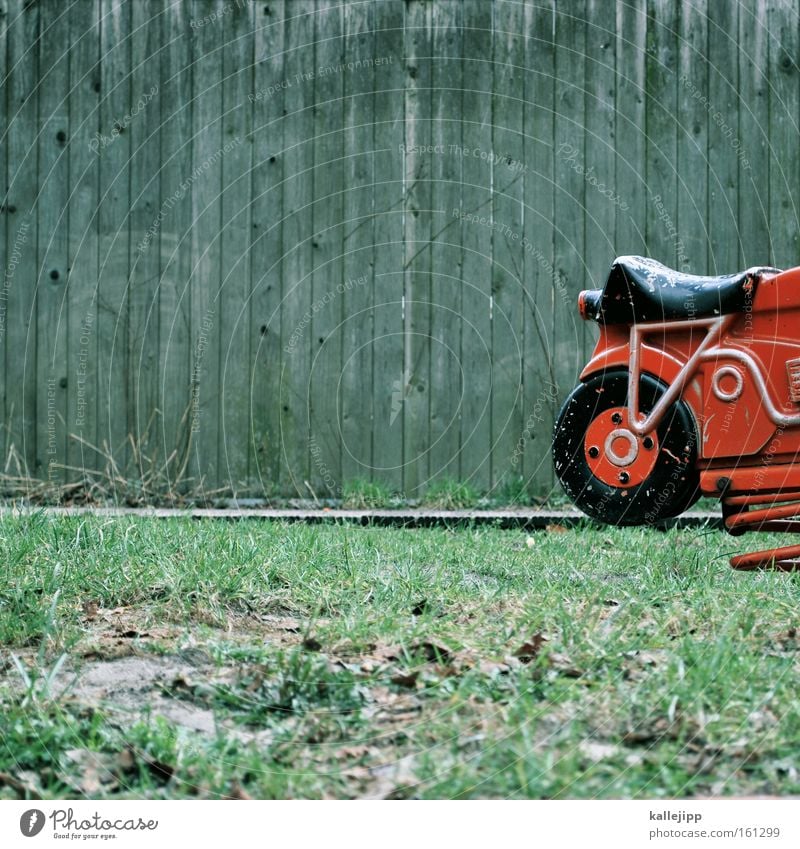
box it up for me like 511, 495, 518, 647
722, 491, 800, 571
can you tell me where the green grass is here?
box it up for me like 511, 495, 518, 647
420, 479, 480, 509
341, 479, 396, 509
1, 514, 799, 799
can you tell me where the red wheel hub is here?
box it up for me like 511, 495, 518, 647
584, 406, 659, 488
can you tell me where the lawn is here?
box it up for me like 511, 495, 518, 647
0, 513, 799, 799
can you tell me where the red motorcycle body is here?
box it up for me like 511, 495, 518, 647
553, 256, 800, 567
582, 263, 800, 494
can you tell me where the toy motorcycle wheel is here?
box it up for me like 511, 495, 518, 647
553, 369, 700, 525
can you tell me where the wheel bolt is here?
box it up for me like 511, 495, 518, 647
588, 445, 599, 458
618, 471, 630, 484
642, 436, 654, 450
611, 412, 623, 424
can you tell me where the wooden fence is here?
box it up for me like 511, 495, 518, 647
0, 0, 797, 499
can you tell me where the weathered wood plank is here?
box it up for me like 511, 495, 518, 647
676, 0, 709, 273
158, 0, 194, 492
340, 1, 376, 484
522, 0, 556, 494
189, 0, 225, 491
308, 0, 344, 496
706, 0, 740, 274
585, 0, 616, 273
250, 1, 285, 494
97, 0, 130, 483
738, 1, 770, 269
552, 2, 586, 435
219, 0, 255, 494
370, 0, 405, 493
6, 0, 40, 479
645, 0, 679, 267
491, 0, 525, 493
767, 0, 800, 269
36, 5, 70, 486
428, 0, 462, 483
67, 0, 101, 483
615, 0, 647, 258
402, 0, 432, 496
0, 0, 7, 467
279, 0, 315, 495
458, 0, 492, 492
129, 0, 163, 485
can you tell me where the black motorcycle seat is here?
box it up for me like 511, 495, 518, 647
592, 255, 781, 324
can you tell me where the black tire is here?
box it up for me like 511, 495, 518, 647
552, 369, 701, 525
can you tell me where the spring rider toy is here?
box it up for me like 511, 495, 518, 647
552, 255, 800, 571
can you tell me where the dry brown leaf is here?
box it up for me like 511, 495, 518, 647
61, 749, 121, 795
514, 633, 547, 663
410, 639, 453, 664
336, 745, 373, 760
478, 659, 511, 675
226, 781, 253, 800
549, 651, 582, 678
0, 771, 41, 799
82, 600, 99, 620
546, 524, 568, 533
391, 670, 420, 689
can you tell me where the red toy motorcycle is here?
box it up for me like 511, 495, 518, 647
552, 255, 800, 571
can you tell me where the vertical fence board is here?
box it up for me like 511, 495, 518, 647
158, 0, 193, 491
279, 0, 315, 495
402, 0, 432, 496
219, 0, 254, 494
522, 0, 556, 495
491, 1, 525, 492
36, 7, 70, 486
67, 0, 101, 482
552, 2, 585, 430
676, 0, 708, 273
738, 1, 770, 269
97, 0, 130, 482
129, 0, 162, 483
615, 0, 647, 258
645, 0, 679, 265
585, 1, 616, 277
768, 0, 800, 270
371, 0, 405, 493
189, 0, 224, 492
308, 0, 343, 495
250, 1, 285, 494
6, 0, 38, 479
457, 0, 493, 492
706, 1, 739, 274
0, 0, 7, 467
341, 1, 375, 484
429, 0, 462, 483
7, 0, 38, 479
